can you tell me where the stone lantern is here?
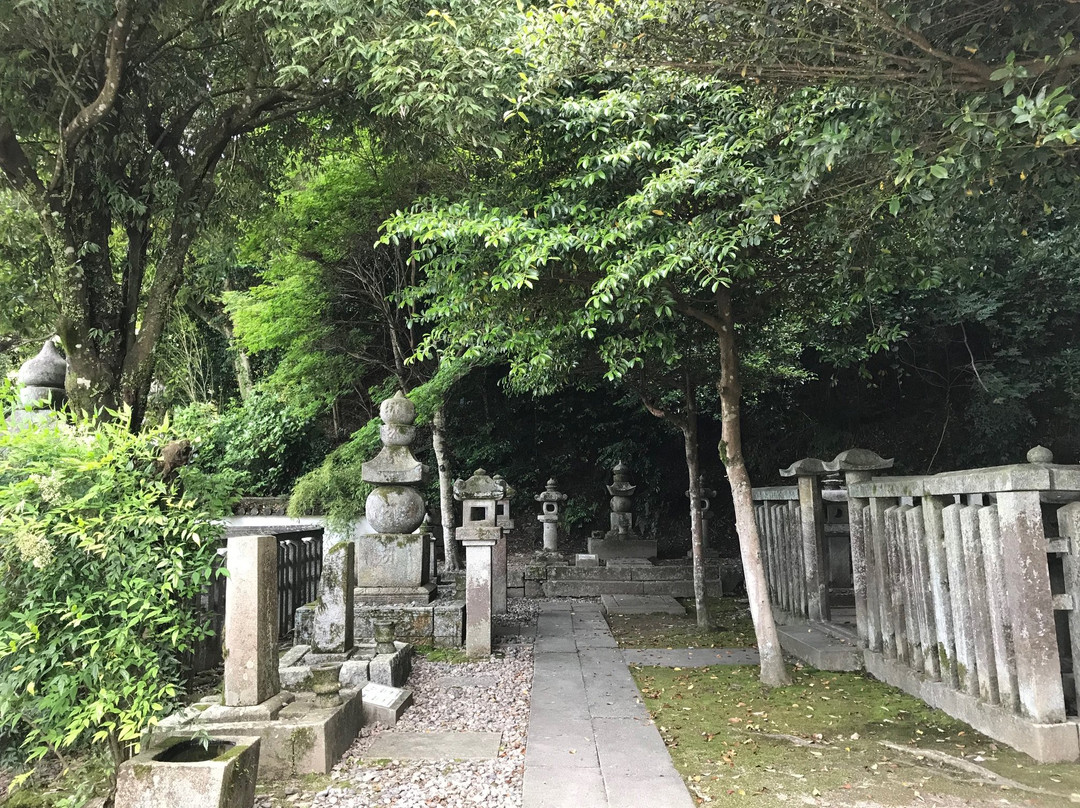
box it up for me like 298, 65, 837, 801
355, 391, 435, 604
11, 339, 67, 428
453, 469, 508, 658
686, 475, 718, 558
588, 460, 657, 560
535, 478, 567, 552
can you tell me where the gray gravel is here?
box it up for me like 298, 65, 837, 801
308, 600, 540, 808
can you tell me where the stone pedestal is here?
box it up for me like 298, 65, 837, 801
313, 540, 355, 654
461, 529, 500, 659
225, 534, 281, 707
586, 536, 657, 561
354, 532, 435, 604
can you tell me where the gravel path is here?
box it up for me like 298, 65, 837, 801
308, 600, 540, 808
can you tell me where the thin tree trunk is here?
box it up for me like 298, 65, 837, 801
432, 404, 461, 570
715, 287, 790, 686
682, 404, 711, 630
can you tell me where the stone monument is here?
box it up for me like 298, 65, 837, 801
355, 391, 435, 604
587, 460, 657, 560
535, 478, 567, 553
154, 534, 366, 776
454, 469, 506, 658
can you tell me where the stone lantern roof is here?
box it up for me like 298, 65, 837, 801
453, 468, 508, 501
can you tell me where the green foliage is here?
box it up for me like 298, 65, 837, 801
0, 404, 232, 769
172, 389, 329, 497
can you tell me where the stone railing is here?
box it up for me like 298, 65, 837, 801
753, 447, 1080, 762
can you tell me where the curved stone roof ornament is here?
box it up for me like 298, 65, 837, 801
1027, 445, 1054, 464
453, 468, 508, 501
16, 339, 68, 409
780, 448, 894, 478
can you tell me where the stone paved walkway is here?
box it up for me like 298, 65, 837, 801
522, 601, 695, 808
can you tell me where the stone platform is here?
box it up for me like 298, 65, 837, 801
297, 599, 465, 648
510, 558, 721, 599
153, 689, 364, 778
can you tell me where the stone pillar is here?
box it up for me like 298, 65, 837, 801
492, 474, 514, 615
224, 534, 280, 707
462, 531, 500, 658
536, 478, 566, 553
312, 540, 355, 654
454, 469, 508, 658
796, 474, 828, 622
686, 475, 718, 558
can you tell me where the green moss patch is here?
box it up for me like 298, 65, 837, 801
413, 645, 469, 664
607, 597, 755, 649
631, 664, 1080, 806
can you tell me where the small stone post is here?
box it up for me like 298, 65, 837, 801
536, 478, 567, 552
224, 534, 281, 707
454, 470, 507, 658
778, 460, 829, 622
312, 540, 355, 654
492, 474, 514, 615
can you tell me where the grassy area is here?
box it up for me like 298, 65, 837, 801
607, 597, 756, 649
413, 645, 470, 664
631, 663, 1080, 807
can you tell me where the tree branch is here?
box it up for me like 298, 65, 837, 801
0, 112, 46, 198
50, 0, 132, 193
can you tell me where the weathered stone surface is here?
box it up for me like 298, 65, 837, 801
639, 581, 695, 597
549, 565, 623, 581
586, 537, 657, 561
545, 580, 644, 597
114, 735, 260, 808
575, 554, 599, 568
370, 643, 413, 687
279, 645, 310, 668
365, 486, 426, 534
354, 533, 431, 589
434, 603, 465, 645
340, 659, 371, 689
224, 534, 280, 707
508, 567, 526, 587
313, 541, 355, 654
524, 580, 544, 598
460, 530, 499, 659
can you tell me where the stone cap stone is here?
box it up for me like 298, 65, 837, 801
491, 473, 516, 500
362, 446, 425, 484
779, 448, 894, 477
536, 478, 567, 503
453, 469, 508, 501
18, 339, 67, 388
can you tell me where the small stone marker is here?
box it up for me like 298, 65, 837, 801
361, 682, 414, 726
224, 534, 280, 707
575, 553, 599, 568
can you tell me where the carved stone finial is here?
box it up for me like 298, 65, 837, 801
1027, 445, 1053, 464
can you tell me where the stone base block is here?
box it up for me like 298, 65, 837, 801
524, 580, 543, 598
352, 601, 464, 648
355, 532, 432, 591
355, 584, 437, 605
776, 624, 862, 671
587, 537, 657, 560
154, 689, 365, 777
115, 734, 260, 808
575, 554, 599, 567
863, 650, 1080, 762
507, 586, 525, 599
200, 691, 295, 723
362, 682, 413, 726
370, 642, 413, 687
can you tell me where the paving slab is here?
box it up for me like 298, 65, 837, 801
622, 647, 760, 667
523, 599, 696, 808
364, 731, 501, 760
600, 593, 686, 615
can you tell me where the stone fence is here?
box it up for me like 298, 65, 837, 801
752, 447, 1080, 762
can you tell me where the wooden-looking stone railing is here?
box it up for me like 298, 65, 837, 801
752, 446, 1080, 762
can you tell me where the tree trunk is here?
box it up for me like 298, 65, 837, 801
715, 286, 790, 686
432, 404, 461, 571
682, 406, 711, 630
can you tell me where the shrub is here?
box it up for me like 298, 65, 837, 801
0, 404, 234, 777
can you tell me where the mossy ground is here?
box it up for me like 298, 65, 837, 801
631, 663, 1080, 807
413, 645, 469, 664
607, 596, 756, 649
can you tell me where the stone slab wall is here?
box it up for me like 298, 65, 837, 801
509, 561, 721, 599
